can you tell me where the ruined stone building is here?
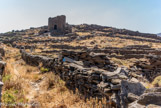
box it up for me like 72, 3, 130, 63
48, 15, 66, 36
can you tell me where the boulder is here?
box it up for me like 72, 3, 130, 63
0, 61, 6, 69
127, 93, 139, 102
137, 92, 161, 105
119, 81, 146, 108
121, 80, 146, 96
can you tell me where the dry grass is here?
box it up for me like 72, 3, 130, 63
2, 46, 111, 108
76, 32, 91, 36
152, 76, 161, 87
2, 61, 27, 108
36, 72, 111, 108
111, 57, 139, 68
64, 35, 161, 49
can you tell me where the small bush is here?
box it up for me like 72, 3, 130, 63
2, 90, 16, 105
2, 89, 25, 108
40, 67, 49, 73
3, 75, 22, 90
2, 74, 11, 83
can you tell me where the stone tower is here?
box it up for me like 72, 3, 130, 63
48, 15, 66, 36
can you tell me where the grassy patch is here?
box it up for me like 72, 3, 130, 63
2, 89, 26, 108
2, 74, 11, 83
40, 67, 49, 73
2, 74, 27, 107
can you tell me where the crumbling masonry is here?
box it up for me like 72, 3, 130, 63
48, 15, 66, 36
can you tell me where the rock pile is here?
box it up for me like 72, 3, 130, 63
131, 55, 161, 82
61, 50, 118, 71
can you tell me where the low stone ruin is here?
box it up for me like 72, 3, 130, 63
131, 55, 161, 82
61, 51, 118, 71
48, 15, 72, 36
20, 49, 161, 107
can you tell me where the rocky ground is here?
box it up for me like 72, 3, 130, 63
0, 24, 161, 108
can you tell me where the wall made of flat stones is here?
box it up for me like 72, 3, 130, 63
20, 50, 146, 107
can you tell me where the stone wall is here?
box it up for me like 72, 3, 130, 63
74, 24, 161, 41
21, 50, 57, 69
0, 48, 5, 57
21, 50, 158, 107
131, 55, 161, 82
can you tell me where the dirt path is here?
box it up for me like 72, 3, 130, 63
13, 61, 44, 108
3, 47, 97, 108
4, 48, 44, 108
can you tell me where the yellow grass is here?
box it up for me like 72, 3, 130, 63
152, 76, 161, 87
76, 32, 91, 36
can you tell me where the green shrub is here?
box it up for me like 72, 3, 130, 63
40, 67, 49, 73
2, 90, 16, 106
2, 89, 25, 107
2, 74, 11, 83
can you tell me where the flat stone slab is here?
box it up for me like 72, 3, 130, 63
137, 92, 161, 105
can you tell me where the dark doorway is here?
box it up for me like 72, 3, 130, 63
54, 25, 57, 30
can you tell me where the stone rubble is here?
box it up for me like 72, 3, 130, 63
130, 55, 161, 82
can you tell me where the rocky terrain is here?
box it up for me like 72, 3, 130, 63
0, 24, 161, 108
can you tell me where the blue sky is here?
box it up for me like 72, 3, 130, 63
0, 0, 161, 33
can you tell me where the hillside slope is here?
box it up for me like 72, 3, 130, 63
0, 24, 161, 108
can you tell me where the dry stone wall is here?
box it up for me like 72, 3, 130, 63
74, 24, 161, 41
131, 55, 161, 82
21, 50, 160, 107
